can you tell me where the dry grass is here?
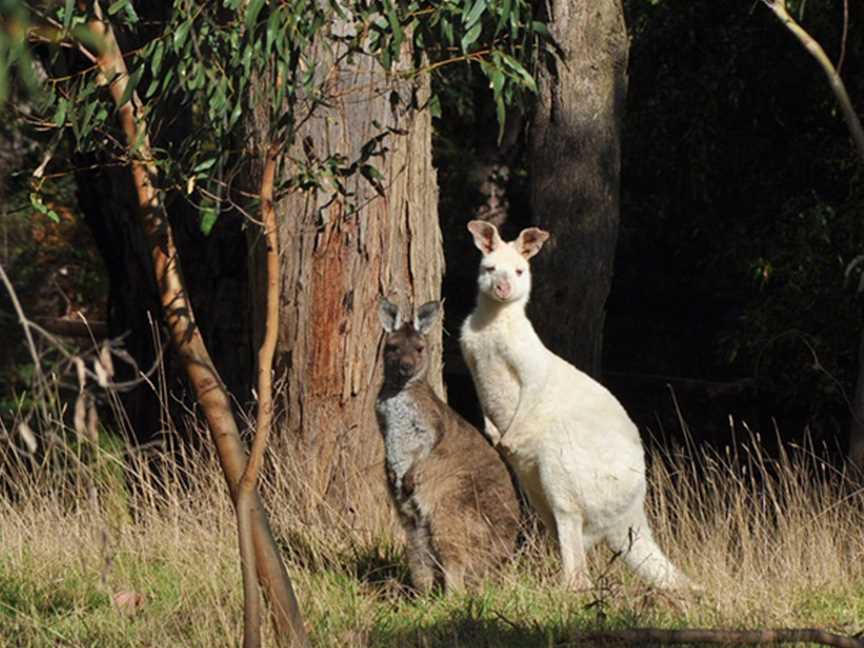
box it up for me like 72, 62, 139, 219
2, 394, 864, 646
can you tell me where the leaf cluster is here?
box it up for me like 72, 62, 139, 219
3, 0, 547, 234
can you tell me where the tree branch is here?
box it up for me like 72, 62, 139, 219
762, 0, 864, 162
83, 4, 308, 645
237, 142, 282, 648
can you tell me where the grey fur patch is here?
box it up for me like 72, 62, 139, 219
375, 391, 437, 509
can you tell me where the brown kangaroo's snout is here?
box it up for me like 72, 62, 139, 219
384, 327, 427, 383
378, 297, 440, 386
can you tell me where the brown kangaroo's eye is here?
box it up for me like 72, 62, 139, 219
516, 269, 525, 276
416, 344, 425, 353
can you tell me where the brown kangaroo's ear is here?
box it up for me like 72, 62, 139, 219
467, 220, 503, 255
515, 227, 550, 260
414, 301, 441, 335
378, 297, 402, 333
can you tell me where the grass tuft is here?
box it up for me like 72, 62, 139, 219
1, 397, 863, 646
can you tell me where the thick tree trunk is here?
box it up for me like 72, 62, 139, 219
528, 0, 629, 378
246, 35, 443, 507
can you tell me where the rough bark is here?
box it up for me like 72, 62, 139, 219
246, 30, 444, 507
528, 0, 629, 378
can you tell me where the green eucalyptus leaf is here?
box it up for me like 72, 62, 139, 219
530, 20, 549, 35
385, 1, 404, 51
78, 100, 98, 142
229, 100, 243, 128
193, 157, 218, 174
266, 6, 281, 56
380, 42, 392, 70
151, 39, 164, 76
107, 0, 128, 16
509, 0, 520, 34
441, 17, 454, 46
63, 0, 74, 30
428, 93, 441, 119
499, 52, 536, 91
173, 20, 192, 51
160, 68, 175, 94
490, 68, 504, 98
200, 206, 219, 236
122, 3, 139, 24
245, 0, 266, 32
495, 0, 511, 35
52, 98, 68, 127
460, 22, 481, 52
29, 193, 60, 223
143, 78, 159, 99
463, 0, 487, 29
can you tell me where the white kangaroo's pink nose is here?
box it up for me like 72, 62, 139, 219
494, 279, 511, 299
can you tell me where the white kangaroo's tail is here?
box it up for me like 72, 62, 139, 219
605, 512, 689, 590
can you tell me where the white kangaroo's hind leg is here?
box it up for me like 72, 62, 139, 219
554, 512, 593, 590
604, 511, 688, 590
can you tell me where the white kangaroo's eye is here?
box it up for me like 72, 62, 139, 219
483, 265, 495, 273
516, 268, 524, 276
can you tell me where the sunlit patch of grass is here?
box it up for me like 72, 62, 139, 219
1, 416, 864, 646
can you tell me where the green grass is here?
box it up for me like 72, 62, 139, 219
1, 428, 863, 647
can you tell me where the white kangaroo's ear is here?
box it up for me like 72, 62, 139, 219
414, 301, 441, 335
515, 227, 550, 260
378, 297, 402, 333
467, 220, 503, 255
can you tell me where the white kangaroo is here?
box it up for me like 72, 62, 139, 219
459, 220, 689, 590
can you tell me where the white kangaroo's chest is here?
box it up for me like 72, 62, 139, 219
461, 321, 521, 431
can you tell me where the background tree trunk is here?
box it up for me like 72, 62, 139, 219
528, 0, 629, 378
72, 11, 254, 446
75, 158, 253, 444
246, 34, 443, 508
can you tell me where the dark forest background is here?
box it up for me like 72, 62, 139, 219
437, 0, 864, 459
2, 0, 863, 460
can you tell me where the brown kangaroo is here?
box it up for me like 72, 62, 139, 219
375, 297, 520, 593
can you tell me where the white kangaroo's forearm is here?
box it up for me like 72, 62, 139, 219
484, 416, 502, 445
502, 358, 549, 440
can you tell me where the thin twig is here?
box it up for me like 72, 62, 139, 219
0, 262, 48, 420
837, 0, 848, 74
